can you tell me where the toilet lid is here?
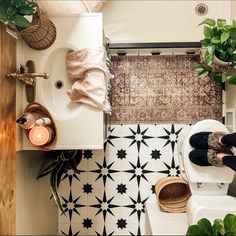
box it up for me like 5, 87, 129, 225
187, 195, 236, 224
183, 119, 235, 183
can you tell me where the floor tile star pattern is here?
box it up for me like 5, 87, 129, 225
59, 124, 189, 235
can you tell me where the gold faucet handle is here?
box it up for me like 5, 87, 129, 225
6, 73, 17, 79
44, 73, 49, 79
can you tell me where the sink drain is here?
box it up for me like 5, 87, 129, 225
55, 80, 64, 89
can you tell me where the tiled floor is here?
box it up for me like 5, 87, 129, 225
59, 123, 189, 235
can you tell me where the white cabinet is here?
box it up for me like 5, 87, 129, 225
17, 13, 105, 150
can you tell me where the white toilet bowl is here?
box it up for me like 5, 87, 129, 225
178, 119, 236, 225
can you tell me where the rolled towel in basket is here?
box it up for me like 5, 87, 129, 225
66, 47, 112, 113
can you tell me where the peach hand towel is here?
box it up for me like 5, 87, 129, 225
66, 47, 112, 113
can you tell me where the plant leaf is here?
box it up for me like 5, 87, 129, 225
186, 225, 205, 236
229, 28, 236, 40
13, 15, 31, 28
211, 36, 221, 44
213, 219, 225, 235
224, 214, 236, 233
207, 45, 215, 55
199, 18, 216, 27
56, 162, 67, 188
37, 162, 57, 179
221, 31, 230, 43
213, 73, 222, 83
233, 20, 236, 28
198, 71, 209, 78
197, 218, 213, 236
217, 19, 226, 28
200, 39, 211, 46
50, 163, 65, 214
204, 51, 214, 65
19, 5, 35, 15
227, 75, 236, 85
204, 26, 214, 39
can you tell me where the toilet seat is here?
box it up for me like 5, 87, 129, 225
187, 195, 236, 224
182, 119, 235, 184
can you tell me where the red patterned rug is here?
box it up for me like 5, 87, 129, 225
110, 55, 222, 124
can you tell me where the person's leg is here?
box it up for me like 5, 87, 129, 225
220, 133, 236, 148
217, 154, 236, 172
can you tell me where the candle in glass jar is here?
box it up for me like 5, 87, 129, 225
29, 126, 53, 146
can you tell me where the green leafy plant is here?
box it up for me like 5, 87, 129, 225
37, 150, 82, 214
0, 0, 36, 28
186, 214, 236, 236
195, 18, 236, 85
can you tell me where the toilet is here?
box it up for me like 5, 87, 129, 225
177, 119, 236, 225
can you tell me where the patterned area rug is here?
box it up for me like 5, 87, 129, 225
110, 55, 222, 124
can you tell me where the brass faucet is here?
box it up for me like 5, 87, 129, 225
6, 72, 49, 86
6, 60, 49, 102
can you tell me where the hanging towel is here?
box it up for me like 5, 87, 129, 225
66, 47, 113, 113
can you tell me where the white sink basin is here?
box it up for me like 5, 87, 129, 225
41, 47, 79, 119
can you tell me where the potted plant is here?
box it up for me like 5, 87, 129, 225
194, 18, 236, 84
0, 0, 56, 50
186, 214, 236, 236
37, 150, 82, 214
0, 0, 36, 28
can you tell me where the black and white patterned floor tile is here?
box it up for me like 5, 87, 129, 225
59, 124, 188, 235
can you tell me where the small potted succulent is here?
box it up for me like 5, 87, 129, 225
0, 0, 56, 50
186, 213, 236, 236
194, 18, 236, 84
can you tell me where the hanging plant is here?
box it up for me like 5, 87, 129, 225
194, 18, 236, 85
37, 150, 82, 214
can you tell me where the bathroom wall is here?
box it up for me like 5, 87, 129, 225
101, 1, 230, 43
227, 1, 236, 197
230, 0, 236, 19
16, 151, 58, 235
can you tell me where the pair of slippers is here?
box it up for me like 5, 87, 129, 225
189, 132, 236, 171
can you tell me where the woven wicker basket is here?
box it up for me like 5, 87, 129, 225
9, 2, 56, 50
155, 176, 191, 213
24, 102, 57, 151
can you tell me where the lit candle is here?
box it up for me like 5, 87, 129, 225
29, 126, 53, 146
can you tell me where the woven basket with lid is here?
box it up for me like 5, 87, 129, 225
155, 176, 191, 213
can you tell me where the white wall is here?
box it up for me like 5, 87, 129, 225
231, 0, 236, 19
102, 1, 230, 43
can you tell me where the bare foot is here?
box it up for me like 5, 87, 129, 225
216, 152, 232, 163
